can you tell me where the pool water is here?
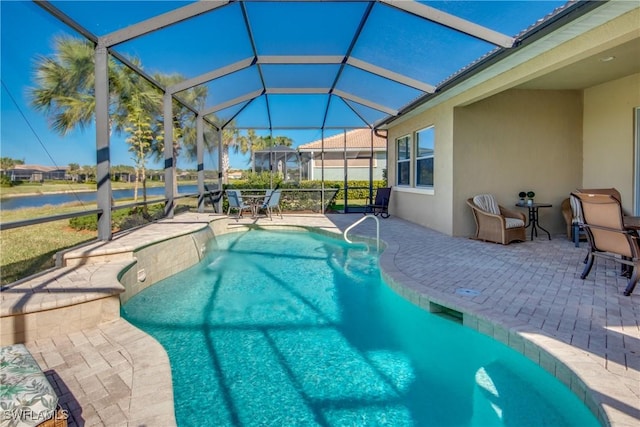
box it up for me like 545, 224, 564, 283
121, 229, 600, 427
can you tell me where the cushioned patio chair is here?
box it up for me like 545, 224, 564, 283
225, 190, 251, 218
0, 344, 67, 427
562, 188, 622, 247
571, 192, 638, 296
466, 194, 526, 245
364, 187, 391, 218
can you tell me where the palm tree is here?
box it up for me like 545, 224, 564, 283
125, 93, 155, 203
28, 35, 126, 135
207, 116, 241, 183
152, 73, 209, 193
28, 36, 185, 199
237, 129, 264, 170
68, 163, 80, 182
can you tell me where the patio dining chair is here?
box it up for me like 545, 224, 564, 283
225, 189, 251, 218
256, 189, 283, 220
364, 187, 391, 218
466, 194, 526, 245
571, 192, 639, 296
562, 188, 622, 247
204, 184, 224, 213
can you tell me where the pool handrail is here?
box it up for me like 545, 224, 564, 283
344, 214, 380, 252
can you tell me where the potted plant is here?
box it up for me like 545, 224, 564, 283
527, 191, 535, 205
518, 191, 526, 204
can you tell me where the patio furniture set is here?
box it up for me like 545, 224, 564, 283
225, 188, 283, 220
468, 189, 640, 296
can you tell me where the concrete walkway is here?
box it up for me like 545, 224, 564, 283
13, 212, 640, 426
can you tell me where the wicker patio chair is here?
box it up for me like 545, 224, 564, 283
572, 192, 638, 296
466, 194, 526, 245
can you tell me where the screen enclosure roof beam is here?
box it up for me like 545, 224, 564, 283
167, 58, 256, 95
380, 0, 515, 48
345, 57, 436, 93
202, 89, 264, 116
101, 1, 231, 47
333, 89, 398, 116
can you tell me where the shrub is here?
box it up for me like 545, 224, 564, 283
68, 203, 166, 231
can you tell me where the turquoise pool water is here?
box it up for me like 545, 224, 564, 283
121, 229, 600, 427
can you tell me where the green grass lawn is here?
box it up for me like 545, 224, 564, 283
1, 203, 98, 285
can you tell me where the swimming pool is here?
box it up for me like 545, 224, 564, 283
121, 229, 600, 427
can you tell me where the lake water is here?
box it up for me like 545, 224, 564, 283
0, 185, 199, 211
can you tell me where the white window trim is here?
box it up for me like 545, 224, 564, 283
396, 134, 412, 187
415, 126, 434, 189
394, 186, 434, 195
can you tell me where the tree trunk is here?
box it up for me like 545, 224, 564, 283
222, 145, 230, 184
133, 168, 139, 202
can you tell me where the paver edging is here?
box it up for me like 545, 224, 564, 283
374, 234, 619, 427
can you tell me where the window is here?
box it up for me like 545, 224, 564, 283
415, 127, 434, 187
396, 135, 410, 186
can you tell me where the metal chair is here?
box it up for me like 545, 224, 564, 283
225, 190, 251, 218
256, 189, 283, 220
364, 187, 391, 218
572, 192, 638, 296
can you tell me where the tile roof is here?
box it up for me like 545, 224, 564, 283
298, 129, 387, 152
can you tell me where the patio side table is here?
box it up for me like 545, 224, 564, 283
516, 202, 552, 240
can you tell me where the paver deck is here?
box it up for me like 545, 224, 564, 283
4, 212, 639, 426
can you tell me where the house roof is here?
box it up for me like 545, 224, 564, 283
9, 164, 68, 172
298, 129, 386, 152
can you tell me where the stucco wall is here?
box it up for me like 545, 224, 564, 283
386, 104, 455, 234
311, 151, 387, 181
384, 6, 639, 238
453, 89, 584, 237
583, 73, 640, 215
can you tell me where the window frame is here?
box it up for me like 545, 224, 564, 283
396, 134, 411, 187
414, 126, 435, 188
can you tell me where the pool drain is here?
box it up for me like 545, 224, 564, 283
456, 288, 481, 296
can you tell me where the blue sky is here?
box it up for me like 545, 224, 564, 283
1, 0, 567, 171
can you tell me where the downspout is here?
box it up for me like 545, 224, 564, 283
374, 128, 389, 187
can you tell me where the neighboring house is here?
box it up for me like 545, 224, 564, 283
253, 145, 300, 182
380, 1, 640, 238
297, 129, 387, 181
227, 170, 243, 180
2, 164, 68, 182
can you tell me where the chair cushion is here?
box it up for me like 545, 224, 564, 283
473, 194, 500, 215
505, 217, 525, 229
0, 344, 59, 427
570, 195, 583, 224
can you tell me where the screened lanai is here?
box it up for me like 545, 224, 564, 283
3, 0, 600, 240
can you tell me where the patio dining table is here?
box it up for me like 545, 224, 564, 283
624, 216, 640, 231
242, 193, 266, 217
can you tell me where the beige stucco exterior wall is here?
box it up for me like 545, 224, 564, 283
582, 73, 640, 215
384, 5, 639, 238
387, 104, 455, 234
453, 89, 583, 237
